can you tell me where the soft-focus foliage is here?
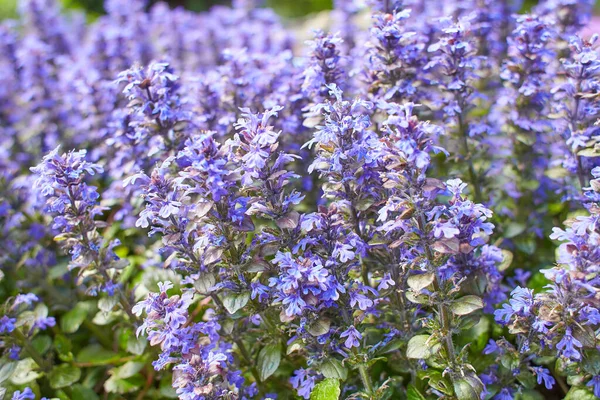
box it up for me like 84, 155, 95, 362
1, 0, 600, 400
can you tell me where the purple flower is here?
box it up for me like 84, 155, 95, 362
532, 366, 555, 390
8, 345, 21, 360
5, 1, 600, 399
33, 316, 56, 331
250, 282, 270, 303
302, 30, 346, 101
0, 316, 16, 334
508, 287, 534, 315
31, 147, 127, 296
587, 375, 600, 398
11, 388, 35, 400
377, 273, 395, 291
483, 339, 499, 355
13, 294, 39, 308
494, 286, 534, 324
556, 327, 583, 360
535, 0, 594, 35
290, 368, 317, 399
270, 251, 340, 318
493, 387, 514, 400
340, 326, 362, 348
349, 290, 374, 311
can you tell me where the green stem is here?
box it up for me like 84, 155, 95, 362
210, 293, 266, 392
234, 337, 263, 386
14, 329, 51, 372
99, 269, 138, 322
61, 385, 73, 398
340, 295, 375, 395
418, 215, 456, 365
572, 70, 587, 192
550, 364, 569, 395
67, 188, 139, 323
136, 365, 156, 400
82, 320, 113, 349
358, 363, 374, 396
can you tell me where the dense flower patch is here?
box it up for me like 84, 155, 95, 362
1, 0, 600, 399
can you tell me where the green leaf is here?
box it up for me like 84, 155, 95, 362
501, 353, 520, 372
307, 318, 331, 337
450, 295, 483, 316
514, 390, 544, 400
406, 291, 429, 305
49, 364, 81, 389
515, 236, 536, 255
407, 272, 435, 292
504, 222, 526, 239
126, 335, 147, 356
582, 351, 600, 375
567, 374, 586, 386
104, 374, 144, 394
158, 388, 178, 399
516, 369, 536, 389
406, 384, 427, 400
61, 302, 90, 333
32, 335, 52, 355
76, 345, 119, 366
54, 334, 73, 358
221, 319, 235, 335
193, 272, 216, 294
222, 292, 250, 314
516, 132, 536, 146
310, 378, 340, 400
98, 296, 119, 313
578, 148, 600, 157
257, 344, 281, 381
49, 263, 69, 280
406, 335, 436, 359
11, 358, 42, 385
111, 361, 145, 379
17, 303, 49, 328
380, 338, 404, 354
452, 373, 484, 400
498, 250, 513, 272
92, 310, 117, 325
80, 366, 105, 389
159, 375, 179, 398
71, 384, 100, 400
565, 386, 596, 400
286, 339, 303, 355
545, 166, 569, 180
319, 359, 348, 381
0, 361, 17, 384
421, 370, 452, 395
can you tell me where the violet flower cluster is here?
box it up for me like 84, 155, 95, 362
2, 0, 600, 399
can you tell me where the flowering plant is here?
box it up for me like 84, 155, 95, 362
1, 0, 600, 399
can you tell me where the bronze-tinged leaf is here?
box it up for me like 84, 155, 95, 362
399, 207, 415, 220
431, 237, 460, 254
423, 178, 445, 192
203, 246, 223, 265
276, 211, 300, 230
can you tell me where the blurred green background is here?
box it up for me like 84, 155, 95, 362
0, 0, 334, 19
0, 0, 597, 23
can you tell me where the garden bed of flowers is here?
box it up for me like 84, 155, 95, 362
1, 0, 600, 399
